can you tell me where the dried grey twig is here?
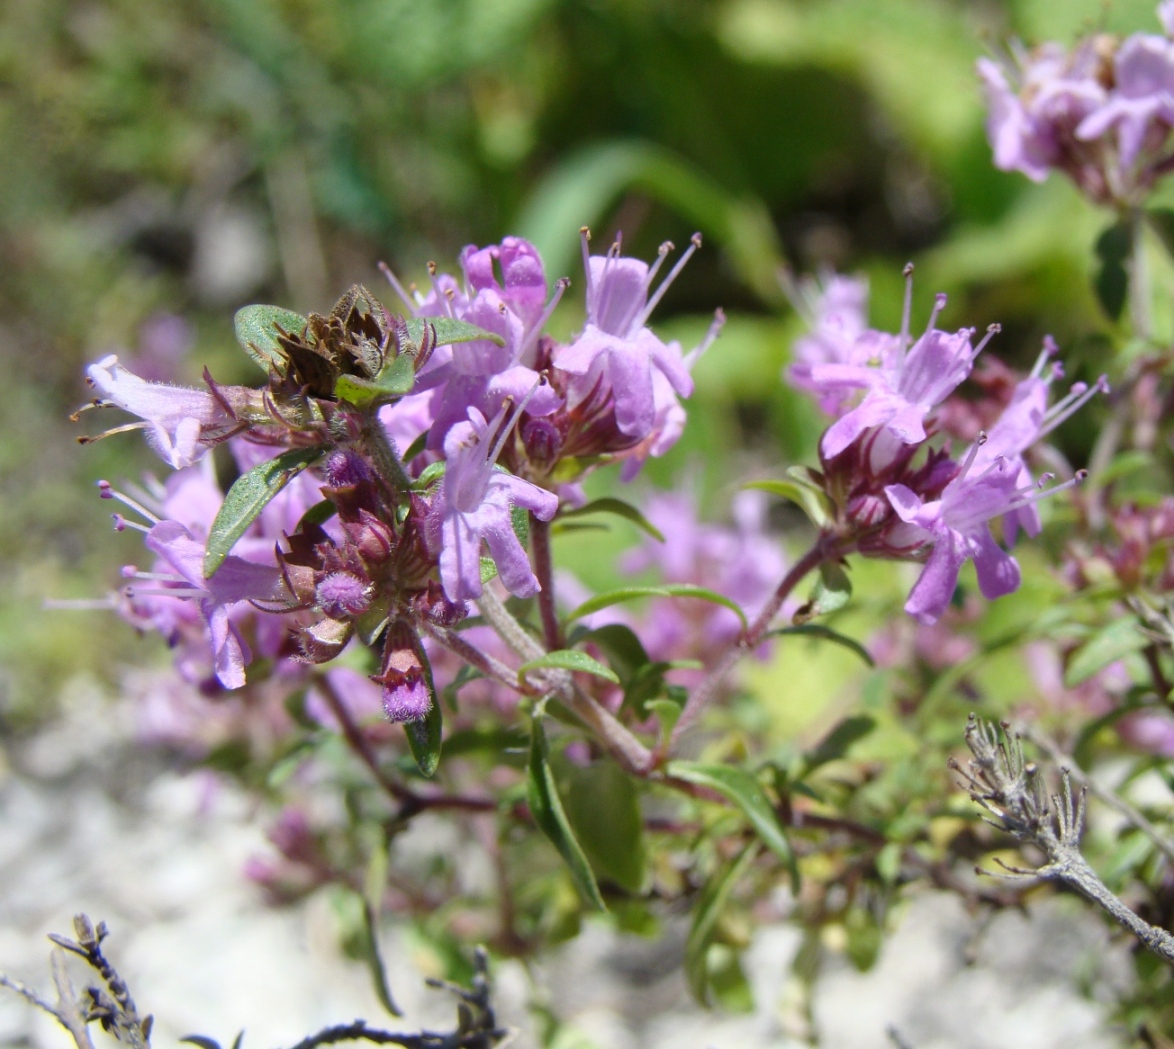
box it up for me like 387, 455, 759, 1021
283, 948, 510, 1049
2, 919, 511, 1049
0, 914, 148, 1049
953, 714, 1174, 965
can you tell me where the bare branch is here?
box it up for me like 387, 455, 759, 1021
1024, 727, 1174, 866
958, 714, 1174, 966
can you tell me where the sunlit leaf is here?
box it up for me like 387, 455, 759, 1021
204, 447, 323, 576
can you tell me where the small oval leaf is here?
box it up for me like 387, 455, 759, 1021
767, 624, 873, 667
519, 649, 620, 685
667, 760, 797, 891
204, 447, 323, 577
527, 716, 607, 911
558, 497, 666, 541
403, 316, 505, 348
234, 305, 307, 370
565, 585, 748, 629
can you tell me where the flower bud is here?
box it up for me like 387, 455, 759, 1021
522, 417, 563, 468
372, 620, 433, 723
299, 616, 352, 663
315, 571, 372, 620
325, 449, 373, 488
351, 509, 395, 564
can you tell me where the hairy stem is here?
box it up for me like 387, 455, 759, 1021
667, 533, 837, 755
423, 622, 532, 695
529, 514, 562, 650
477, 586, 653, 773
358, 407, 413, 496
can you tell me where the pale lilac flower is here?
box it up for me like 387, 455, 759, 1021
619, 311, 725, 481
555, 234, 699, 440
133, 521, 290, 688
818, 287, 995, 460
885, 447, 1084, 625
86, 354, 238, 469
426, 402, 558, 602
622, 489, 786, 662
977, 44, 1106, 184
1077, 33, 1174, 167
787, 274, 893, 415
972, 342, 1107, 542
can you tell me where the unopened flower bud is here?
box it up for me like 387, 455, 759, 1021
299, 616, 352, 663
315, 571, 372, 619
325, 449, 372, 488
522, 417, 563, 467
372, 620, 433, 723
351, 509, 395, 564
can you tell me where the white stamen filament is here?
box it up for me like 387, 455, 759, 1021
377, 261, 419, 316
898, 262, 915, 361
427, 262, 455, 318
615, 240, 673, 335
684, 308, 726, 371
1037, 376, 1107, 440
972, 323, 1001, 361
633, 232, 702, 331
99, 481, 161, 525
580, 227, 594, 307
43, 597, 117, 611
125, 586, 205, 600
486, 379, 545, 468
112, 514, 150, 534
517, 277, 570, 361
955, 433, 988, 484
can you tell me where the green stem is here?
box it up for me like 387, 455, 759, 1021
359, 407, 412, 496
529, 514, 562, 650
666, 533, 838, 757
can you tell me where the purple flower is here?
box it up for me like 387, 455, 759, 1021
86, 355, 239, 469
972, 342, 1107, 542
787, 274, 894, 415
885, 448, 1084, 625
817, 289, 995, 460
977, 46, 1106, 184
426, 402, 558, 602
555, 234, 699, 440
1077, 33, 1174, 167
135, 521, 290, 688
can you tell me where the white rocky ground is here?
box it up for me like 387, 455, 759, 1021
0, 681, 1136, 1049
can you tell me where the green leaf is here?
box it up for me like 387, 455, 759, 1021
792, 561, 852, 624
565, 585, 748, 630
558, 497, 666, 541
684, 842, 760, 1005
334, 354, 416, 408
527, 716, 607, 910
767, 624, 874, 667
400, 429, 429, 465
204, 447, 323, 576
402, 644, 442, 777
556, 757, 646, 893
233, 304, 307, 370
667, 760, 798, 891
479, 557, 498, 585
331, 888, 401, 1017
1065, 615, 1146, 688
518, 649, 620, 685
295, 498, 338, 533
800, 715, 877, 774
574, 623, 651, 682
745, 478, 832, 529
403, 316, 505, 349
1093, 220, 1130, 322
